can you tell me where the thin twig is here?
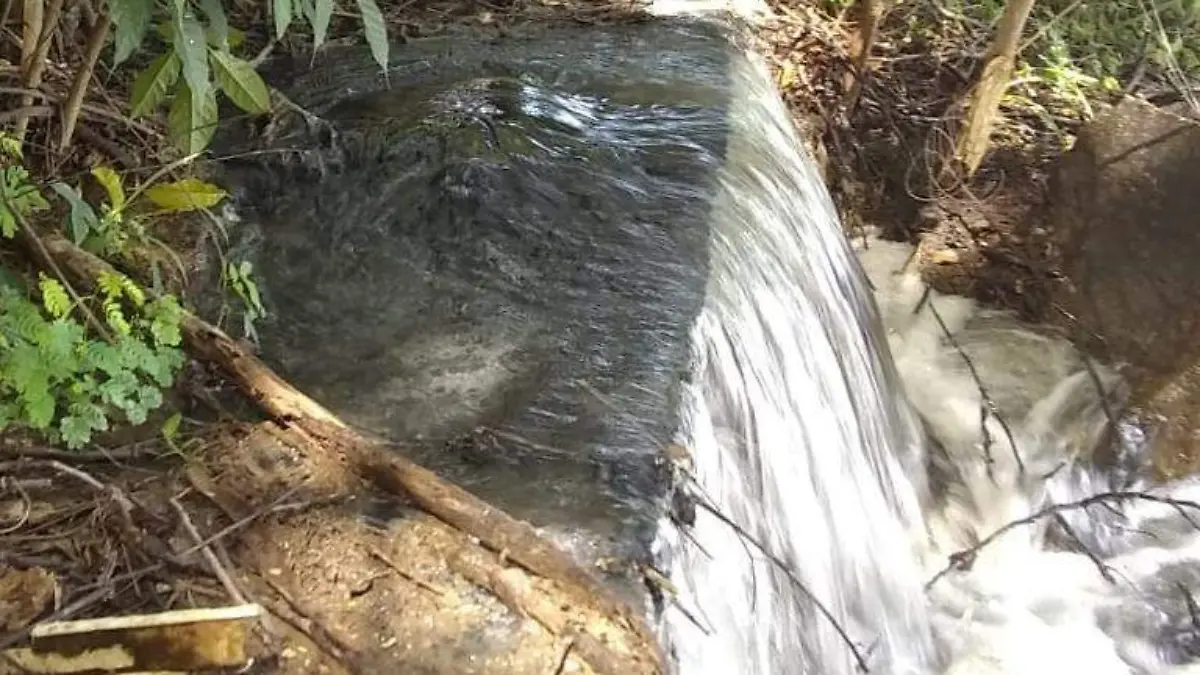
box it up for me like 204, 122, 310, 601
43, 459, 134, 523
169, 496, 246, 604
913, 285, 1025, 475
173, 484, 305, 561
0, 105, 51, 124
926, 491, 1200, 590
689, 496, 871, 672
0, 189, 115, 343
364, 544, 448, 596
550, 636, 576, 675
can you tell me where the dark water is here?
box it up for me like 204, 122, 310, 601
215, 20, 733, 579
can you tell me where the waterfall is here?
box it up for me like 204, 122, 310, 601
657, 24, 1200, 675
219, 9, 1200, 673
657, 49, 938, 675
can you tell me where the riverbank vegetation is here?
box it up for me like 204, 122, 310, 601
0, 0, 1195, 671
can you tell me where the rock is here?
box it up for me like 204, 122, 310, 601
1043, 98, 1200, 474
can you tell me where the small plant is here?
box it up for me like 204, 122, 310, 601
111, 0, 391, 153
223, 259, 265, 342
0, 140, 193, 449
0, 273, 185, 449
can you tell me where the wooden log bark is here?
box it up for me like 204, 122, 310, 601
952, 0, 1038, 174
37, 232, 665, 675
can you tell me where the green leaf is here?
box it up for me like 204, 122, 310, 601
0, 133, 22, 158
37, 319, 83, 366
144, 177, 227, 212
171, 10, 211, 102
85, 341, 126, 377
24, 387, 55, 429
145, 295, 183, 346
310, 0, 334, 50
274, 0, 293, 39
60, 402, 108, 449
97, 270, 126, 301
209, 50, 271, 115
161, 410, 182, 441
198, 0, 229, 50
207, 25, 245, 49
38, 274, 71, 319
110, 0, 155, 65
0, 206, 15, 238
104, 298, 132, 335
50, 183, 99, 244
91, 166, 126, 213
355, 0, 388, 73
130, 51, 182, 117
168, 82, 220, 154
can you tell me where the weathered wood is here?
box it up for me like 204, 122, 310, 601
952, 0, 1037, 174
3, 605, 260, 674
38, 232, 665, 675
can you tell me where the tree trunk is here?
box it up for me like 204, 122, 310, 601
842, 0, 891, 111
953, 0, 1037, 175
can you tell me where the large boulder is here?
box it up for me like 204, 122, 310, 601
1043, 98, 1200, 475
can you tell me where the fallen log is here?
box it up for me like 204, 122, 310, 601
36, 232, 665, 675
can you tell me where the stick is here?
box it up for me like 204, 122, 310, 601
14, 0, 63, 141
364, 545, 448, 597
170, 497, 247, 604
58, 14, 109, 151
926, 491, 1200, 589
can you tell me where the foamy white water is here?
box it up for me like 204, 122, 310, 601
655, 37, 1200, 675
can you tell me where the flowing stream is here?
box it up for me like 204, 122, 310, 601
215, 10, 1200, 675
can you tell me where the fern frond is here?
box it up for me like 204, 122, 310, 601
37, 274, 72, 319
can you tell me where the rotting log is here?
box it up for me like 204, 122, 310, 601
37, 232, 665, 675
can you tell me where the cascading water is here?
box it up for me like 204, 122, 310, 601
655, 49, 937, 675
213, 9, 1200, 675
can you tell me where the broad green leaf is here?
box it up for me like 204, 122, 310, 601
298, 0, 315, 20
311, 0, 334, 49
198, 0, 229, 50
91, 166, 126, 212
274, 0, 293, 39
144, 177, 227, 212
50, 183, 99, 244
171, 9, 210, 102
110, 0, 154, 65
168, 82, 219, 154
355, 0, 388, 73
210, 50, 271, 114
130, 51, 182, 117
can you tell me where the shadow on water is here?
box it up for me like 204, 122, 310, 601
213, 19, 733, 588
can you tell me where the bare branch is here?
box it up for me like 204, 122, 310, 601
926, 491, 1200, 590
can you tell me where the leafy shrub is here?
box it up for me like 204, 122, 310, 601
111, 0, 391, 152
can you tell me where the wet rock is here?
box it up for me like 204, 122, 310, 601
1043, 98, 1200, 474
